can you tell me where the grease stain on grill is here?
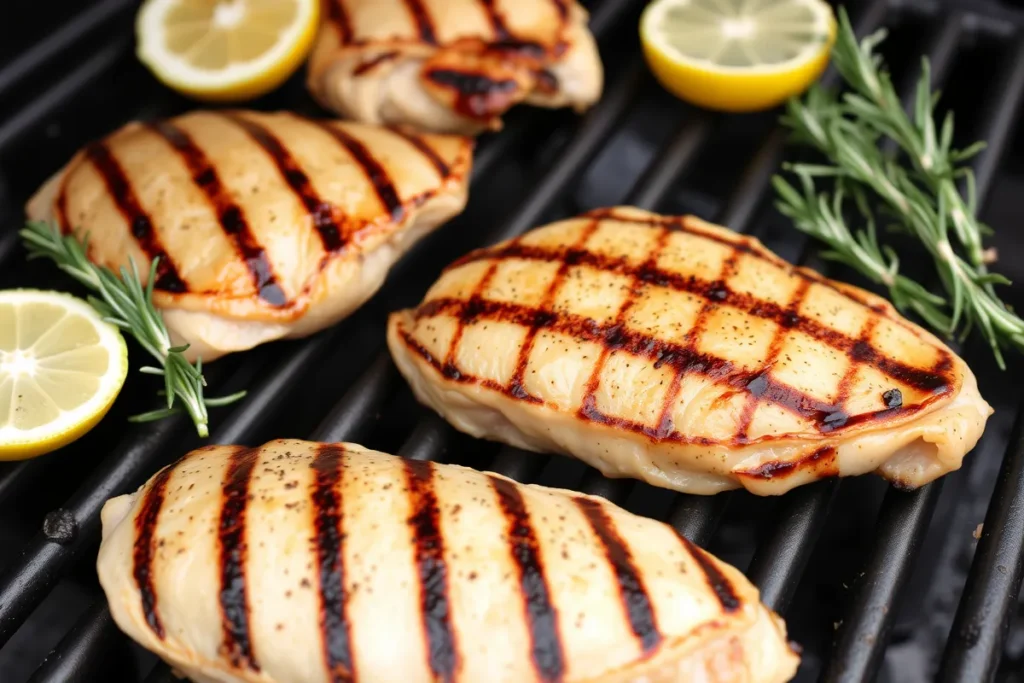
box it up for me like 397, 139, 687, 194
425, 69, 521, 119
147, 120, 286, 306
222, 112, 345, 253
310, 444, 356, 682
133, 465, 176, 638
218, 446, 261, 671
404, 459, 459, 680
575, 496, 662, 653
84, 141, 187, 292
675, 532, 741, 613
43, 508, 77, 545
489, 475, 565, 681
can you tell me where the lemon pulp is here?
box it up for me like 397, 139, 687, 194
641, 0, 836, 112
136, 0, 320, 102
0, 290, 128, 460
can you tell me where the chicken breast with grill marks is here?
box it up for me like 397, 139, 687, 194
387, 206, 993, 496
26, 110, 473, 362
98, 439, 799, 683
307, 0, 603, 135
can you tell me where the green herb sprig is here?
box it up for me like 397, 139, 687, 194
21, 220, 246, 436
773, 7, 1024, 368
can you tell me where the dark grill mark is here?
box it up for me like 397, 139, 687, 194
404, 459, 458, 680
450, 234, 952, 396
311, 444, 355, 682
147, 120, 286, 306
133, 465, 176, 639
313, 122, 404, 222
535, 69, 559, 94
675, 532, 741, 612
425, 69, 521, 119
489, 476, 564, 681
223, 112, 345, 253
84, 142, 187, 292
353, 50, 399, 76
737, 445, 838, 481
509, 220, 600, 403
54, 184, 69, 234
327, 0, 353, 43
392, 129, 450, 179
401, 0, 437, 43
405, 295, 950, 439
735, 278, 811, 440
575, 497, 661, 654
478, 0, 512, 39
218, 447, 261, 671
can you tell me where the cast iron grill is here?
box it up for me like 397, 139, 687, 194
1, 0, 1024, 681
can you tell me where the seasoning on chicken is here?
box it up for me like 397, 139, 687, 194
388, 206, 992, 496
98, 439, 799, 683
26, 111, 472, 361
306, 0, 603, 135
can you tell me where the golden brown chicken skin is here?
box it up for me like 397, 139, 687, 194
307, 0, 603, 134
26, 111, 473, 361
98, 439, 799, 683
388, 207, 992, 496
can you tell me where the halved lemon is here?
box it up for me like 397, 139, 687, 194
135, 0, 320, 102
0, 290, 128, 460
640, 0, 836, 112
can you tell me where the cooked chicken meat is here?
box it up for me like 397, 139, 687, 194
388, 206, 992, 496
98, 439, 799, 683
26, 111, 472, 361
307, 0, 603, 135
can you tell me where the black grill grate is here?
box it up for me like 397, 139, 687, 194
2, 1, 1024, 681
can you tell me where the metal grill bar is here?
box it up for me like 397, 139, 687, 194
824, 21, 1024, 683
0, 0, 133, 98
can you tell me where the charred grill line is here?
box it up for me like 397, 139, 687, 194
575, 497, 662, 654
352, 50, 400, 76
579, 225, 674, 434
404, 296, 952, 437
401, 0, 438, 44
675, 532, 741, 612
404, 459, 459, 681
222, 112, 346, 253
489, 476, 565, 682
327, 0, 353, 44
313, 121, 404, 222
391, 129, 451, 179
653, 250, 739, 439
218, 446, 261, 672
508, 219, 601, 403
829, 317, 883, 430
132, 465, 176, 639
439, 256, 504, 381
478, 0, 513, 40
54, 183, 69, 233
735, 278, 812, 440
738, 445, 838, 481
311, 444, 356, 682
147, 120, 286, 307
425, 69, 523, 120
83, 141, 187, 292
450, 230, 953, 397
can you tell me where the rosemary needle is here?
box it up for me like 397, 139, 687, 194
773, 7, 1024, 368
20, 220, 246, 437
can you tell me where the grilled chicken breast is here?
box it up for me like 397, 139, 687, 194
388, 206, 992, 496
98, 439, 798, 683
26, 111, 472, 361
307, 0, 603, 135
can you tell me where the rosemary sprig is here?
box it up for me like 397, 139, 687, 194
20, 220, 246, 436
773, 7, 1024, 368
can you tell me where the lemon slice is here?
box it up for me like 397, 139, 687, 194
640, 0, 836, 112
0, 290, 128, 460
135, 0, 320, 102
